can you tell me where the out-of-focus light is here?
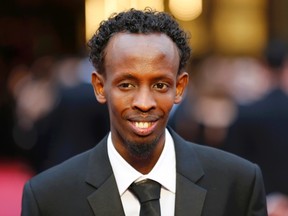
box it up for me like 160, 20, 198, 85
85, 0, 164, 42
137, 0, 164, 11
85, 0, 105, 42
169, 0, 202, 21
212, 0, 267, 56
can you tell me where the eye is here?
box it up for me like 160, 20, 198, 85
118, 83, 135, 89
153, 82, 169, 91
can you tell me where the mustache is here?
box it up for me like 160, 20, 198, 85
126, 113, 160, 122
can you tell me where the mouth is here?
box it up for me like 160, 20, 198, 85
129, 120, 157, 136
134, 121, 154, 129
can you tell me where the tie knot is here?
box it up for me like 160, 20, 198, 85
129, 179, 161, 203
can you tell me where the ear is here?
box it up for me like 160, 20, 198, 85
174, 72, 189, 104
91, 71, 106, 104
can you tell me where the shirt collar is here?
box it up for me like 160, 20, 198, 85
108, 128, 176, 196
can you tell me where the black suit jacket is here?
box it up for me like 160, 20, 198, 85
22, 129, 267, 216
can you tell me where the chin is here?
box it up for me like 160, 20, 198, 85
126, 139, 158, 159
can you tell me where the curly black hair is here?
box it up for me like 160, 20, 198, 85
88, 8, 191, 74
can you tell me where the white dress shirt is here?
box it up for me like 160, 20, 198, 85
108, 128, 176, 216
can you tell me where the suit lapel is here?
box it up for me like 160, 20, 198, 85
85, 136, 125, 216
175, 174, 206, 216
170, 129, 207, 216
87, 175, 125, 216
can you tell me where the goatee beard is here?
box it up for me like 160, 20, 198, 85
126, 139, 158, 159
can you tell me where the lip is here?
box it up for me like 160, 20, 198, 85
128, 120, 158, 136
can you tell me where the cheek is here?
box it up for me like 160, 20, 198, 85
156, 94, 175, 112
107, 92, 130, 114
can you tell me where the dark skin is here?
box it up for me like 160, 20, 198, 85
92, 33, 188, 174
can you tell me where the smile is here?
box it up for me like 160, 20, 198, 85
134, 121, 154, 129
129, 120, 157, 136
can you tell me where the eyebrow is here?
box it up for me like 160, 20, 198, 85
112, 73, 137, 84
121, 73, 135, 79
116, 72, 175, 81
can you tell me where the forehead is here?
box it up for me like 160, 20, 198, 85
104, 33, 180, 65
107, 32, 177, 51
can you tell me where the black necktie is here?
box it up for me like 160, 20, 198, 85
129, 179, 161, 216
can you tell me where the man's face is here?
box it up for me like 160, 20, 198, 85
92, 33, 188, 159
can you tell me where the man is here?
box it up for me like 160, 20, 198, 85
22, 9, 267, 216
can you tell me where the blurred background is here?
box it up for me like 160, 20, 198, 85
1, 0, 288, 215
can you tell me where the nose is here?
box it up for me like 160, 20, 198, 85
132, 87, 156, 112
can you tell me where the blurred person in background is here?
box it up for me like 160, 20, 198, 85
9, 55, 110, 173
224, 40, 288, 215
30, 56, 110, 172
169, 57, 239, 148
8, 56, 59, 171
169, 55, 272, 148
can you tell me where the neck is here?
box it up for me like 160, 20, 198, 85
126, 149, 163, 174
